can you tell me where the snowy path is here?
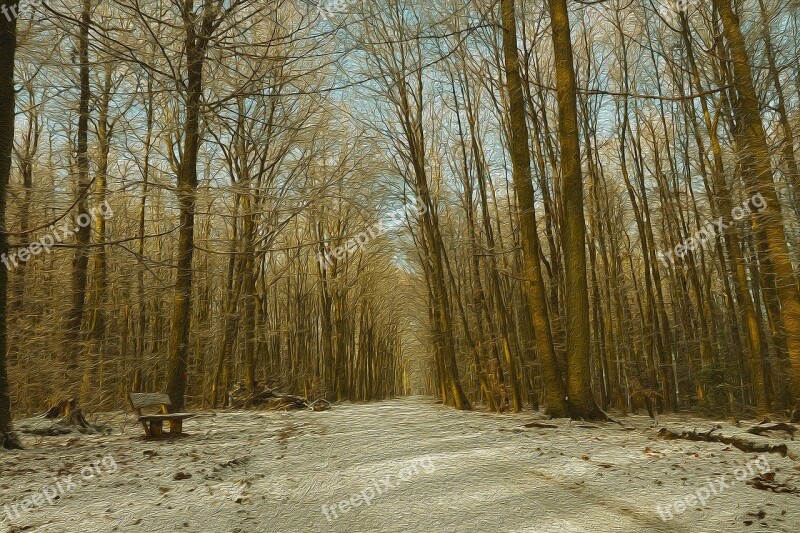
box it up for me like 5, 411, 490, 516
1, 396, 799, 532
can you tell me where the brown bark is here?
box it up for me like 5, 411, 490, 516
0, 0, 21, 449
499, 0, 567, 416
67, 0, 93, 374
757, 0, 800, 207
679, 15, 769, 411
715, 0, 800, 407
166, 1, 220, 411
548, 0, 603, 419
10, 82, 38, 313
89, 67, 113, 344
136, 73, 154, 384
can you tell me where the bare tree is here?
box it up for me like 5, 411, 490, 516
0, 0, 22, 450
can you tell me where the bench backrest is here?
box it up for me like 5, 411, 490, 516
129, 392, 172, 411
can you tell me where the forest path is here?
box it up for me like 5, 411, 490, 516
1, 396, 799, 532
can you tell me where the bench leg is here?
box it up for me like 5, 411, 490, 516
150, 420, 164, 439
169, 419, 183, 435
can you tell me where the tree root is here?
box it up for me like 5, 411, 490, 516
1, 429, 24, 450
566, 405, 622, 425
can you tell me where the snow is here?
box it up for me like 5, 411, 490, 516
1, 396, 798, 532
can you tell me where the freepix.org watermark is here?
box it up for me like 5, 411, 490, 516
657, 192, 766, 268
1, 0, 46, 22
655, 455, 771, 521
657, 0, 695, 23
318, 0, 358, 21
321, 456, 435, 522
1, 200, 114, 272
2, 454, 118, 525
316, 200, 427, 271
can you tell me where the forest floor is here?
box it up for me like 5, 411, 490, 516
1, 396, 799, 532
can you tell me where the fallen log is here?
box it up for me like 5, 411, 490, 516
15, 398, 112, 436
658, 426, 797, 458
226, 382, 331, 411
266, 394, 307, 410
227, 381, 277, 408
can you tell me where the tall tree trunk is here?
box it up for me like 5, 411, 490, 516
0, 0, 21, 449
136, 74, 154, 388
241, 194, 257, 392
680, 15, 770, 411
67, 0, 93, 375
211, 199, 241, 408
451, 75, 500, 410
548, 0, 602, 419
165, 1, 218, 411
89, 68, 113, 344
10, 84, 37, 313
499, 0, 567, 416
715, 0, 800, 408
84, 67, 113, 401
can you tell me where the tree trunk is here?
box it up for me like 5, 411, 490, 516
10, 83, 37, 313
715, 0, 800, 407
89, 67, 113, 344
679, 15, 770, 411
84, 67, 113, 402
0, 0, 21, 449
499, 0, 567, 416
136, 73, 154, 386
166, 1, 217, 411
67, 0, 93, 375
547, 0, 603, 419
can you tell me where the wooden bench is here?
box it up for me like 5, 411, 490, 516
128, 393, 196, 439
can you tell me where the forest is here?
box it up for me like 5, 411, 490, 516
1, 0, 800, 531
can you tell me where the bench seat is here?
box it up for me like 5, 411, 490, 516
128, 392, 196, 439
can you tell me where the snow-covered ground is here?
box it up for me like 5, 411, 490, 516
1, 396, 798, 532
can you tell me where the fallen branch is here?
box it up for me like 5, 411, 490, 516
746, 471, 800, 494
746, 422, 797, 440
523, 421, 559, 429
308, 399, 332, 412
